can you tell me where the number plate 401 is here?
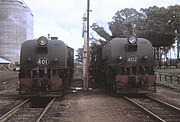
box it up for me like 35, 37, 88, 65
37, 58, 49, 65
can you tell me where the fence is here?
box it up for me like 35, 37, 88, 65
155, 73, 180, 84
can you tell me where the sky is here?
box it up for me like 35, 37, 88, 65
22, 0, 180, 51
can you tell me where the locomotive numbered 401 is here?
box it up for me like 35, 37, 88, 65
18, 36, 74, 97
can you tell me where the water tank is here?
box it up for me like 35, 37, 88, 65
0, 0, 33, 63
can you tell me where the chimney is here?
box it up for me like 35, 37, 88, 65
51, 37, 58, 40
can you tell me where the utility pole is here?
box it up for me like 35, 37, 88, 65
82, 0, 90, 91
82, 12, 87, 91
175, 30, 179, 68
175, 11, 180, 68
86, 0, 90, 91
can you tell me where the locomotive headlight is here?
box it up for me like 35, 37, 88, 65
128, 35, 137, 44
27, 57, 31, 60
118, 56, 123, 61
27, 58, 31, 63
54, 58, 58, 62
143, 55, 148, 60
37, 36, 48, 46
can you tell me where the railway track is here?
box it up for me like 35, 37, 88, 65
124, 95, 180, 122
0, 99, 29, 122
0, 75, 18, 91
0, 98, 55, 122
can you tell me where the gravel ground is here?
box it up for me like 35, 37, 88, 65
150, 86, 180, 108
0, 71, 18, 91
42, 86, 180, 122
43, 90, 155, 122
0, 71, 179, 122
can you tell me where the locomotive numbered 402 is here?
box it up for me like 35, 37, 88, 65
90, 35, 156, 94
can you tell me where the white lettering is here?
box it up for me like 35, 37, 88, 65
37, 58, 49, 65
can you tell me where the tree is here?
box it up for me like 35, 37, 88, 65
75, 48, 83, 64
91, 5, 180, 46
166, 5, 180, 38
110, 8, 144, 36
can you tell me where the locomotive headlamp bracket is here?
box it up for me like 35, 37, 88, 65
37, 36, 48, 46
128, 35, 137, 44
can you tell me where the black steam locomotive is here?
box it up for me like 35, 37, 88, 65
90, 35, 156, 94
18, 36, 74, 97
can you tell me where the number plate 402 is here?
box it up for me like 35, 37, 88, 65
127, 56, 138, 63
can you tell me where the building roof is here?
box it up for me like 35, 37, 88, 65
0, 57, 10, 64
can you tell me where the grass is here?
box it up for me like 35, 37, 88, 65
156, 80, 180, 92
155, 68, 180, 76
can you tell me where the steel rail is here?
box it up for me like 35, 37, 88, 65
147, 95, 180, 111
0, 99, 29, 122
124, 96, 166, 122
36, 98, 55, 122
